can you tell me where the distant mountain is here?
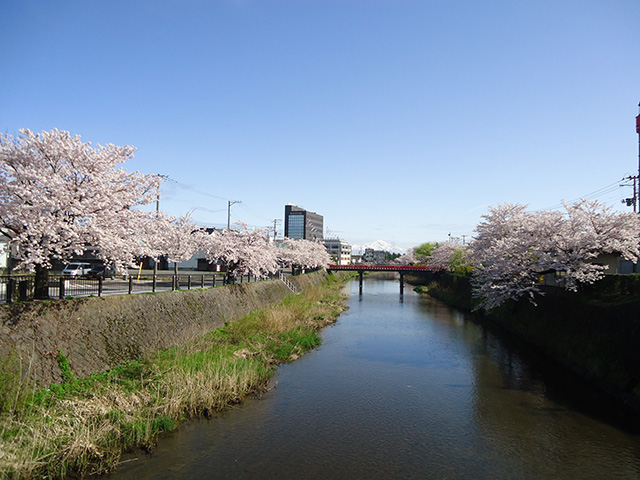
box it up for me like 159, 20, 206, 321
351, 240, 408, 255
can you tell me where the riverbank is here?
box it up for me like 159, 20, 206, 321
0, 273, 350, 479
0, 272, 329, 387
410, 272, 640, 416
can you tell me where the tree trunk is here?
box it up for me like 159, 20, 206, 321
34, 264, 50, 299
225, 263, 236, 285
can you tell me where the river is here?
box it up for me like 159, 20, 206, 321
110, 274, 640, 479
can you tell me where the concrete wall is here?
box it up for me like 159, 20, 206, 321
419, 272, 640, 414
0, 272, 327, 386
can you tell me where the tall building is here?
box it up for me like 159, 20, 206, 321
284, 204, 324, 241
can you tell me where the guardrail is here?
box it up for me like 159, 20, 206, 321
279, 272, 298, 294
0, 272, 280, 304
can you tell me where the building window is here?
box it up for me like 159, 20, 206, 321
287, 213, 305, 239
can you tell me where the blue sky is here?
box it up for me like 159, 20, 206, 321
2, 0, 639, 249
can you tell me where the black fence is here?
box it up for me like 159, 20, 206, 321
0, 266, 325, 304
0, 272, 280, 304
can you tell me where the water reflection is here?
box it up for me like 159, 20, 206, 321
111, 275, 640, 480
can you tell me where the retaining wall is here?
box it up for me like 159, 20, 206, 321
417, 272, 640, 414
0, 271, 327, 386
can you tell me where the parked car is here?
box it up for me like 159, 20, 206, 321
61, 262, 91, 277
86, 264, 116, 280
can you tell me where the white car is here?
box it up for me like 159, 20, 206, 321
61, 262, 91, 277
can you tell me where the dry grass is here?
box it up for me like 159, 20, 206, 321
0, 274, 348, 479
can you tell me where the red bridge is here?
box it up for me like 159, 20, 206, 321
327, 264, 443, 294
328, 264, 441, 272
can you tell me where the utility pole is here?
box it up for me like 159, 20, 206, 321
227, 200, 241, 230
272, 219, 281, 241
154, 174, 170, 275
156, 174, 169, 213
636, 102, 640, 211
633, 104, 640, 275
621, 175, 638, 212
156, 173, 175, 215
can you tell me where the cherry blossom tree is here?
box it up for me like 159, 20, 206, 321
545, 200, 640, 288
90, 209, 164, 273
471, 201, 640, 310
395, 250, 417, 265
0, 129, 160, 297
428, 241, 471, 272
277, 238, 331, 270
201, 224, 279, 283
471, 204, 544, 310
302, 240, 332, 268
146, 213, 204, 274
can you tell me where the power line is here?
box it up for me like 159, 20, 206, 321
538, 177, 630, 211
161, 177, 276, 228
191, 206, 226, 214
238, 203, 273, 222
171, 179, 228, 202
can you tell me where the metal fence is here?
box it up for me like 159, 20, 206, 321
0, 272, 280, 304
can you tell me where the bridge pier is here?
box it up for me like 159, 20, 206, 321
327, 264, 441, 296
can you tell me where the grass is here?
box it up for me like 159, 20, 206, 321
0, 273, 349, 479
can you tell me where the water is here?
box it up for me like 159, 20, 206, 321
111, 275, 640, 479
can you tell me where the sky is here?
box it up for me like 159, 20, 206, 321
2, 0, 639, 249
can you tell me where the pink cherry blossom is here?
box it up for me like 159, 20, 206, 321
470, 201, 640, 310
0, 129, 160, 272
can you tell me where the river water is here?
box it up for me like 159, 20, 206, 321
111, 275, 640, 479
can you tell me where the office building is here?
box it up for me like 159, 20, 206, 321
284, 204, 324, 241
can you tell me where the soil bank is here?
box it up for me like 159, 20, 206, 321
0, 272, 329, 386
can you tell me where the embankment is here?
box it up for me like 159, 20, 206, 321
410, 272, 640, 414
0, 272, 328, 386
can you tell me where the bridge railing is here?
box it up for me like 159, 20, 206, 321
328, 264, 442, 271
